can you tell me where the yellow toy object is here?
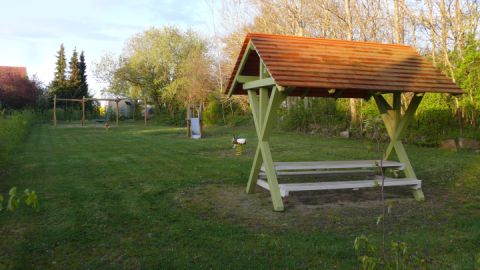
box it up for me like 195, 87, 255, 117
232, 135, 247, 156
235, 144, 245, 156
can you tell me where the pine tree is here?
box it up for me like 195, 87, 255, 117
50, 44, 68, 97
78, 51, 89, 98
68, 48, 81, 98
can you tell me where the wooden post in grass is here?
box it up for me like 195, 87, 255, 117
81, 96, 85, 126
132, 100, 135, 121
144, 98, 147, 126
373, 92, 425, 201
186, 106, 191, 136
199, 104, 203, 138
115, 99, 119, 126
53, 95, 57, 127
244, 60, 287, 211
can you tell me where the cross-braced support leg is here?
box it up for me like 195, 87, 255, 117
246, 87, 286, 211
374, 93, 425, 201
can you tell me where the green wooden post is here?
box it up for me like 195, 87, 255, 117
374, 93, 425, 201
259, 87, 286, 211
244, 58, 289, 210
246, 60, 269, 194
246, 86, 286, 211
246, 90, 262, 194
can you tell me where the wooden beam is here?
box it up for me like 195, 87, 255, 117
81, 96, 85, 126
53, 95, 57, 127
199, 103, 203, 138
246, 90, 263, 194
260, 60, 269, 78
144, 98, 147, 126
258, 178, 421, 198
246, 87, 287, 211
56, 98, 83, 102
334, 90, 345, 99
237, 75, 258, 83
373, 94, 393, 113
375, 93, 425, 201
115, 100, 119, 126
242, 77, 275, 90
186, 106, 191, 137
228, 42, 255, 96
301, 89, 310, 98
84, 98, 130, 101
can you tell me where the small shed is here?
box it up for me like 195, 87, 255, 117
226, 33, 463, 211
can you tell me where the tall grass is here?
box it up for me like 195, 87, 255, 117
0, 111, 36, 164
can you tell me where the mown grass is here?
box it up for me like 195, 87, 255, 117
0, 122, 479, 269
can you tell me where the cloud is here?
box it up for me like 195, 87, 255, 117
0, 17, 144, 42
0, 0, 214, 95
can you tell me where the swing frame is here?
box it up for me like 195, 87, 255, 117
52, 96, 144, 127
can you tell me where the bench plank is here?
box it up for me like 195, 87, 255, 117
258, 169, 376, 179
257, 177, 421, 197
260, 160, 404, 172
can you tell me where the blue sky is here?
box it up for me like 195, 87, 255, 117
0, 0, 217, 96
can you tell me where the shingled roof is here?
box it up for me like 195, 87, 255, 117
0, 66, 27, 80
226, 33, 463, 98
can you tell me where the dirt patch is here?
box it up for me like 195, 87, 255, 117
175, 184, 455, 233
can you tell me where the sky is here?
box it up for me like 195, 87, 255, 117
0, 0, 219, 97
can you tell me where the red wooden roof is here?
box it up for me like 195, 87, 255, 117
226, 33, 463, 98
0, 66, 27, 80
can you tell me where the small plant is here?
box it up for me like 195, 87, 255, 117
0, 187, 39, 212
476, 253, 480, 270
355, 113, 427, 270
354, 235, 380, 270
354, 236, 426, 270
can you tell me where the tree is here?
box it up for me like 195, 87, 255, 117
0, 74, 42, 109
78, 51, 89, 98
68, 48, 81, 98
344, 0, 358, 127
49, 44, 68, 97
453, 36, 480, 127
95, 27, 213, 117
177, 41, 214, 108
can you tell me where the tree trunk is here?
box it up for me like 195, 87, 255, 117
426, 0, 436, 64
345, 0, 357, 127
286, 97, 291, 114
393, 0, 405, 44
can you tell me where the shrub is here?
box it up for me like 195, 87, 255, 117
280, 98, 347, 134
203, 92, 252, 127
0, 111, 35, 164
0, 75, 42, 109
203, 97, 224, 126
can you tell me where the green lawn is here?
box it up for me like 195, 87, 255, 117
1, 122, 479, 269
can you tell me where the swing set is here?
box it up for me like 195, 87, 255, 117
52, 95, 151, 127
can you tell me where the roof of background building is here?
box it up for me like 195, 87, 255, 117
0, 66, 27, 80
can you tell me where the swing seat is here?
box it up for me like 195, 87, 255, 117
95, 118, 107, 123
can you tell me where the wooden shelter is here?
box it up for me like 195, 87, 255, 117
226, 33, 463, 211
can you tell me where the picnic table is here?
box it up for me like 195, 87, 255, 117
257, 160, 421, 197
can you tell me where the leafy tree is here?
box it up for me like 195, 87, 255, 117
0, 74, 42, 109
95, 27, 213, 118
452, 36, 480, 128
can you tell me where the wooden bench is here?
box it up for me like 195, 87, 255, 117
257, 160, 422, 197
